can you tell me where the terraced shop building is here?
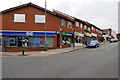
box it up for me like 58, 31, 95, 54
0, 2, 75, 52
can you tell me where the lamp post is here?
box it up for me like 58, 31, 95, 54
44, 0, 47, 51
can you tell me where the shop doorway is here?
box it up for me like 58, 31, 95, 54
57, 34, 60, 48
17, 37, 29, 47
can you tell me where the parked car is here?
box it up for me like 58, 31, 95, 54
110, 38, 118, 43
87, 40, 99, 48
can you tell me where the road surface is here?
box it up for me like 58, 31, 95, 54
2, 42, 118, 78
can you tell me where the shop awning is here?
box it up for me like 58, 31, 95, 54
1, 31, 56, 37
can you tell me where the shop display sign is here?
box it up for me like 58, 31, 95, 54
75, 32, 84, 37
26, 32, 33, 36
62, 31, 73, 36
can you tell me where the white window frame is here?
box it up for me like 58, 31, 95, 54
80, 23, 83, 28
14, 14, 25, 23
35, 15, 45, 23
67, 21, 72, 28
62, 19, 65, 26
76, 21, 79, 27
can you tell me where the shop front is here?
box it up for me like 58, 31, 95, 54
98, 35, 103, 42
74, 32, 84, 46
62, 31, 74, 48
84, 31, 92, 44
2, 31, 57, 52
102, 35, 111, 42
91, 33, 97, 40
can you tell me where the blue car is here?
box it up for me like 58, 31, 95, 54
87, 40, 99, 48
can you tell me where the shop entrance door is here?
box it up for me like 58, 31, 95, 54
57, 34, 60, 48
18, 37, 22, 47
17, 37, 29, 47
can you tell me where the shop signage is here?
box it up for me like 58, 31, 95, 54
74, 32, 84, 37
84, 31, 87, 34
2, 31, 56, 37
26, 32, 33, 36
85, 33, 92, 37
91, 33, 97, 37
62, 31, 73, 36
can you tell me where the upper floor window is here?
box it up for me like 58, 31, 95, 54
80, 23, 83, 28
35, 15, 45, 23
92, 26, 94, 30
84, 25, 87, 29
76, 21, 79, 27
67, 21, 72, 28
94, 28, 96, 31
14, 14, 25, 23
62, 19, 65, 26
88, 27, 91, 31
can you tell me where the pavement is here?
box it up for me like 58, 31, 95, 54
2, 42, 109, 57
2, 45, 86, 57
2, 42, 118, 78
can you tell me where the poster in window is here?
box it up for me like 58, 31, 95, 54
40, 38, 45, 44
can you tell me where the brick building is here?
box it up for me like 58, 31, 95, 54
0, 2, 103, 52
53, 10, 103, 44
0, 3, 75, 52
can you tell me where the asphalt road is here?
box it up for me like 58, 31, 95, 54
2, 42, 119, 78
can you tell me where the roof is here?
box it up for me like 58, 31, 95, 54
74, 17, 86, 25
0, 2, 74, 22
91, 24, 103, 31
53, 9, 75, 21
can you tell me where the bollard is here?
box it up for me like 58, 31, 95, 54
22, 50, 24, 56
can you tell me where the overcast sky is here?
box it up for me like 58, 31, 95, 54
0, 0, 119, 33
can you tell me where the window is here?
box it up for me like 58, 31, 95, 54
14, 14, 25, 23
92, 26, 94, 30
62, 19, 65, 26
88, 27, 91, 31
94, 28, 96, 31
62, 37, 72, 45
5, 37, 16, 47
35, 15, 45, 23
84, 25, 87, 29
80, 23, 83, 28
32, 37, 53, 47
67, 21, 72, 28
0, 37, 2, 47
76, 21, 79, 27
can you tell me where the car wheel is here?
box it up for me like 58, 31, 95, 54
95, 45, 97, 48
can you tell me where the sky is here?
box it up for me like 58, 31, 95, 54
0, 0, 119, 33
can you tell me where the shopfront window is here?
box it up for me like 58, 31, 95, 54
75, 36, 83, 44
5, 37, 16, 47
62, 37, 72, 45
32, 37, 53, 47
0, 37, 2, 47
4, 36, 30, 47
